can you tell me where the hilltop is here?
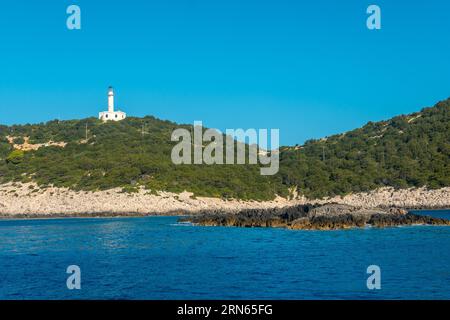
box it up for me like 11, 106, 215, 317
0, 98, 449, 202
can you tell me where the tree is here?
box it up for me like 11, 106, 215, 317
6, 150, 25, 164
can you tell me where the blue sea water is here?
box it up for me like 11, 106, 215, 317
0, 210, 449, 300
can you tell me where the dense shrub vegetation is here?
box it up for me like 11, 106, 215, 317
0, 98, 449, 200
279, 98, 450, 198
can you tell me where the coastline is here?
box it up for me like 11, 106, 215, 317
1, 182, 450, 219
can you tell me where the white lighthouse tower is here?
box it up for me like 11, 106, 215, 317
108, 86, 114, 112
99, 86, 126, 121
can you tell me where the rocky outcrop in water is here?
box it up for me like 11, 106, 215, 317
180, 204, 450, 230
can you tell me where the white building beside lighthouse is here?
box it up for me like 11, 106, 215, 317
99, 86, 126, 121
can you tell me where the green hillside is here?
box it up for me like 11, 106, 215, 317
0, 117, 283, 200
0, 98, 449, 200
279, 98, 450, 198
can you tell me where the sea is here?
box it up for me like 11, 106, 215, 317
0, 210, 449, 300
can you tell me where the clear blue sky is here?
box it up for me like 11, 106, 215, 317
0, 0, 449, 145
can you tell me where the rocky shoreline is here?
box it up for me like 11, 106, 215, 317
0, 182, 449, 221
180, 204, 450, 230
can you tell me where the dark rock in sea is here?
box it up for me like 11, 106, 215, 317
180, 204, 450, 230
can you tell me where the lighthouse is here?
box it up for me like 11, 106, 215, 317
99, 86, 127, 121
108, 86, 114, 112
